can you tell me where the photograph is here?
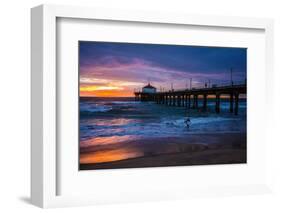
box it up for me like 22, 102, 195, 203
79, 41, 247, 170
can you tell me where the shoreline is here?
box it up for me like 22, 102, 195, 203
80, 133, 246, 170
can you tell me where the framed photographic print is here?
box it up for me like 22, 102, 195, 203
78, 41, 247, 170
31, 4, 274, 208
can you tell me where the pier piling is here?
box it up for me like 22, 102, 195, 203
234, 93, 239, 115
203, 94, 207, 110
215, 93, 221, 113
192, 95, 196, 109
230, 93, 234, 113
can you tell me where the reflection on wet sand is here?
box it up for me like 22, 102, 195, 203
94, 118, 132, 126
80, 147, 144, 164
79, 133, 246, 169
80, 135, 140, 148
80, 134, 208, 165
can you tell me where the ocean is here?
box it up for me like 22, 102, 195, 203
79, 97, 246, 148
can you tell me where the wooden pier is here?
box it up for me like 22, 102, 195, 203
134, 83, 246, 115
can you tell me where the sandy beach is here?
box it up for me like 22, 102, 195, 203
80, 133, 246, 170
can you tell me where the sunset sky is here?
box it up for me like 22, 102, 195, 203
79, 41, 246, 97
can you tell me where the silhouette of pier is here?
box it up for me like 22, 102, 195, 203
134, 83, 246, 115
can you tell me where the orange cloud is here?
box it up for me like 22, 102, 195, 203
79, 79, 141, 97
80, 85, 123, 92
80, 88, 134, 97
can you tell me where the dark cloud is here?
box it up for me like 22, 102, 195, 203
79, 41, 247, 89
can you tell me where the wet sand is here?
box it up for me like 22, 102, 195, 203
80, 133, 246, 170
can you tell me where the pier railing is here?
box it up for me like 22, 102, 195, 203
161, 80, 247, 93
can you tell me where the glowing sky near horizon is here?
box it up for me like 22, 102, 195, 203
79, 41, 246, 97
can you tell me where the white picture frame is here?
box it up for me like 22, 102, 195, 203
31, 4, 274, 208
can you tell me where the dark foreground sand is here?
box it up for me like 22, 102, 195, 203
80, 133, 246, 170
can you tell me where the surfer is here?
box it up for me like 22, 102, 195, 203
184, 117, 191, 129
